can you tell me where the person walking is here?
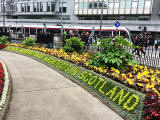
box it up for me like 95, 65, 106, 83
154, 37, 159, 50
62, 31, 67, 46
84, 32, 89, 51
132, 35, 140, 56
139, 34, 146, 56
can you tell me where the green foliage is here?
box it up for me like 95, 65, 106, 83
89, 36, 136, 69
0, 36, 8, 44
22, 37, 36, 46
63, 37, 85, 53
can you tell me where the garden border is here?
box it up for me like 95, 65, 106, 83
0, 59, 12, 120
4, 46, 146, 120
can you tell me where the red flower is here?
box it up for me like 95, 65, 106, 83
0, 80, 3, 85
145, 116, 150, 120
152, 103, 155, 106
158, 100, 160, 103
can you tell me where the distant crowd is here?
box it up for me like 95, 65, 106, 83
131, 34, 160, 56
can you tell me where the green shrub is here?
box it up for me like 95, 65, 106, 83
22, 37, 36, 46
63, 37, 85, 53
0, 36, 8, 44
89, 36, 136, 69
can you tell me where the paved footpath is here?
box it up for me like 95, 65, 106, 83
0, 51, 123, 120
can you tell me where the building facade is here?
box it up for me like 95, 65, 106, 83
0, 0, 160, 32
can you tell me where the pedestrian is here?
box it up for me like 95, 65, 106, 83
67, 30, 73, 39
154, 37, 159, 50
63, 30, 67, 46
132, 35, 140, 56
139, 34, 146, 56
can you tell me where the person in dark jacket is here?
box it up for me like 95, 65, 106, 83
82, 32, 89, 51
132, 35, 140, 56
67, 30, 73, 39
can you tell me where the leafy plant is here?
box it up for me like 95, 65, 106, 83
22, 37, 36, 46
63, 37, 85, 53
0, 36, 8, 44
89, 36, 136, 69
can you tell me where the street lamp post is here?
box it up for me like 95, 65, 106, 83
2, 0, 5, 33
60, 0, 63, 36
99, 0, 104, 39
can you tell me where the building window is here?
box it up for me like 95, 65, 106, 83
89, 3, 92, 9
40, 2, 43, 12
126, 0, 131, 9
93, 2, 98, 9
138, 0, 145, 8
59, 2, 67, 13
21, 3, 25, 12
37, 2, 40, 12
51, 2, 55, 12
27, 3, 30, 12
33, 2, 37, 12
120, 0, 125, 9
47, 2, 51, 12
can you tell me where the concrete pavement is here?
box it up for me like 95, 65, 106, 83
0, 51, 123, 120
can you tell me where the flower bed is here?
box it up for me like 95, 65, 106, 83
0, 44, 7, 49
4, 46, 149, 120
8, 44, 160, 96
0, 59, 10, 119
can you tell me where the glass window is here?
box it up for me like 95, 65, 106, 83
99, 2, 102, 8
75, 3, 78, 11
145, 0, 151, 8
109, 3, 113, 9
33, 2, 37, 12
104, 1, 108, 9
21, 3, 25, 12
47, 2, 51, 12
114, 2, 119, 9
138, 0, 145, 8
83, 2, 88, 9
88, 3, 92, 9
93, 2, 98, 9
59, 2, 67, 13
27, 3, 30, 12
79, 3, 83, 10
120, 0, 125, 9
51, 2, 55, 12
37, 2, 40, 12
40, 2, 43, 12
132, 2, 138, 8
126, 0, 131, 9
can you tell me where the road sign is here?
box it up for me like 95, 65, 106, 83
115, 21, 120, 28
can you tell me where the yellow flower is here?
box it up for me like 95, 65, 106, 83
139, 66, 143, 69
115, 69, 120, 75
144, 66, 148, 71
137, 75, 141, 80
150, 76, 155, 81
127, 79, 133, 85
149, 69, 154, 74
146, 84, 153, 89
127, 73, 133, 78
133, 67, 138, 71
143, 71, 149, 76
121, 73, 127, 80
137, 83, 143, 87
98, 68, 103, 73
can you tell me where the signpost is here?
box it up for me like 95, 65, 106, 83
115, 21, 120, 36
115, 21, 120, 28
